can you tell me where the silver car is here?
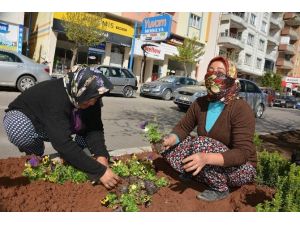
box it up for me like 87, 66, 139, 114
173, 79, 266, 118
0, 49, 51, 92
140, 76, 199, 100
93, 65, 138, 98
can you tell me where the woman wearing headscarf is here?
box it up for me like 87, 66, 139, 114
3, 65, 119, 189
162, 56, 256, 201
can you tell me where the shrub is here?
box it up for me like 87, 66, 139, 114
139, 120, 164, 144
253, 132, 263, 151
256, 150, 290, 187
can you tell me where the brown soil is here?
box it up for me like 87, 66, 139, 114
1, 130, 299, 212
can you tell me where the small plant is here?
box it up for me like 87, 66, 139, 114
139, 120, 164, 144
256, 150, 290, 187
253, 132, 263, 151
23, 155, 88, 184
101, 154, 169, 212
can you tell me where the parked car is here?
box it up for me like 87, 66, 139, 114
173, 78, 266, 118
93, 65, 138, 98
273, 95, 298, 108
140, 76, 199, 100
296, 101, 300, 110
0, 49, 51, 92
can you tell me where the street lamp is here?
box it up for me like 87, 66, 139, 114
141, 43, 156, 83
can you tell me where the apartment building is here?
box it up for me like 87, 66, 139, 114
217, 12, 283, 81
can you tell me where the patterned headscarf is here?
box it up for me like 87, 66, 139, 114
63, 65, 113, 108
204, 56, 240, 104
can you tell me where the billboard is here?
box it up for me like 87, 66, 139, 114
0, 22, 23, 53
141, 14, 172, 41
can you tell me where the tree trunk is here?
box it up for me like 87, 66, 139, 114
183, 63, 188, 76
71, 47, 78, 68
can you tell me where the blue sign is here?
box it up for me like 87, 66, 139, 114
141, 14, 172, 36
0, 23, 9, 33
18, 25, 23, 53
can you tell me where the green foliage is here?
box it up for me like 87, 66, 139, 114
171, 36, 205, 75
256, 150, 290, 187
261, 71, 282, 92
23, 155, 88, 184
253, 133, 263, 151
256, 164, 300, 212
144, 123, 164, 144
102, 154, 169, 212
62, 12, 106, 67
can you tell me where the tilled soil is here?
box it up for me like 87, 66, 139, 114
0, 152, 274, 212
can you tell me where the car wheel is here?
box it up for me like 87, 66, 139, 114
123, 86, 134, 98
255, 104, 264, 118
162, 89, 172, 101
17, 75, 36, 92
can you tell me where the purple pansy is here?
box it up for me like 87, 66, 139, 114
28, 156, 40, 168
139, 121, 148, 130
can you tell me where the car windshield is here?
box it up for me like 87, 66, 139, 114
157, 76, 177, 83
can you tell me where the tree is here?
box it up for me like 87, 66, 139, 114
171, 36, 205, 76
62, 12, 106, 68
261, 71, 282, 92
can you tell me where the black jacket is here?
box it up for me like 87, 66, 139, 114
6, 78, 108, 179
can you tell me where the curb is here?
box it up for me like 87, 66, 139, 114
109, 146, 152, 156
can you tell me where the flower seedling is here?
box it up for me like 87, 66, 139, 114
23, 155, 88, 184
101, 154, 169, 212
140, 120, 165, 154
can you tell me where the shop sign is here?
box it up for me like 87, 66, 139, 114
0, 23, 23, 53
88, 43, 106, 54
134, 39, 164, 60
161, 43, 178, 56
53, 13, 134, 38
0, 23, 9, 33
141, 14, 172, 41
286, 77, 300, 84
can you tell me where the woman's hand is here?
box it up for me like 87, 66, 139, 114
96, 156, 108, 167
162, 134, 178, 150
182, 153, 208, 176
99, 168, 120, 189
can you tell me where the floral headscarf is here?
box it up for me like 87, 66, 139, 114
63, 65, 113, 108
204, 56, 240, 104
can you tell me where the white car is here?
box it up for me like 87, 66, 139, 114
0, 49, 51, 92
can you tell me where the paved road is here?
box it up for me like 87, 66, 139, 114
0, 87, 300, 159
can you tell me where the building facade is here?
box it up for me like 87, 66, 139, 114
217, 12, 284, 81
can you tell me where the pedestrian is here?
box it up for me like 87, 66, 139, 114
3, 65, 120, 189
161, 56, 257, 201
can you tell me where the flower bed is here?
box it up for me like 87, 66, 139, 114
0, 152, 274, 212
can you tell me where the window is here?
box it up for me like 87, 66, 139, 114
246, 81, 260, 93
250, 13, 256, 26
121, 69, 134, 78
245, 54, 252, 66
0, 51, 22, 63
261, 21, 267, 33
247, 33, 255, 46
178, 77, 186, 84
189, 14, 201, 29
109, 68, 123, 78
256, 58, 262, 69
259, 39, 265, 51
186, 78, 197, 85
98, 67, 110, 77
239, 80, 246, 92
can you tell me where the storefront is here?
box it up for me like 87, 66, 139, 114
132, 39, 179, 83
0, 21, 23, 53
52, 13, 134, 71
282, 76, 300, 94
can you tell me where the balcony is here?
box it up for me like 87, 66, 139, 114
276, 58, 294, 70
281, 27, 299, 41
278, 44, 296, 55
284, 13, 300, 26
270, 17, 284, 30
218, 32, 245, 50
221, 13, 247, 29
265, 50, 278, 61
267, 35, 280, 46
